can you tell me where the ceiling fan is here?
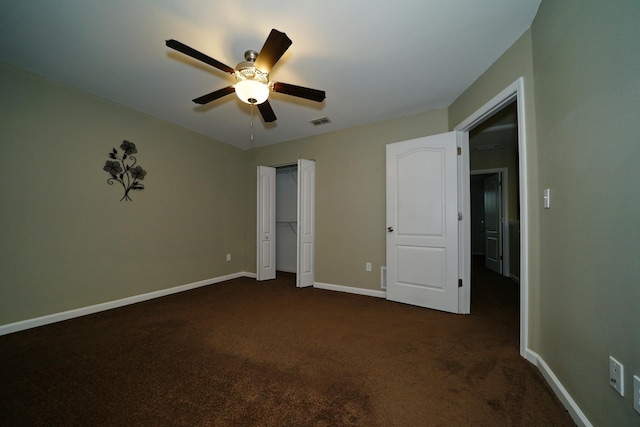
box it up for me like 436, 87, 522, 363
166, 29, 326, 123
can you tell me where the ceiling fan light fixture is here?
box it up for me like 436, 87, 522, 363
235, 79, 269, 104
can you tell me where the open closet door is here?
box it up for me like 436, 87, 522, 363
296, 159, 315, 287
257, 166, 276, 281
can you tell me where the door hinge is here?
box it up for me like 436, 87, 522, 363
457, 147, 462, 155
458, 212, 463, 221
458, 278, 463, 287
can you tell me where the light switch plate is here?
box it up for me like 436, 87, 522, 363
609, 356, 624, 396
543, 188, 551, 209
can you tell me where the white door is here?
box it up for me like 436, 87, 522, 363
386, 132, 459, 313
257, 166, 276, 281
483, 173, 502, 274
296, 159, 315, 287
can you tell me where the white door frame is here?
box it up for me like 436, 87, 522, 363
471, 168, 510, 278
454, 77, 529, 358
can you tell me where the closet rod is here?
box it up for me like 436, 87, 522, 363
276, 221, 297, 235
276, 165, 297, 173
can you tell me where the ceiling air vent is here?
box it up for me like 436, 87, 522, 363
309, 117, 332, 126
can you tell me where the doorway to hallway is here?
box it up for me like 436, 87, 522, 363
455, 78, 527, 357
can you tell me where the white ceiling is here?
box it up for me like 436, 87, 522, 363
0, 0, 540, 150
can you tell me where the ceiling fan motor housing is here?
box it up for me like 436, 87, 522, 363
235, 63, 268, 82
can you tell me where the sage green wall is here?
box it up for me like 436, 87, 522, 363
448, 29, 541, 345
531, 1, 640, 425
0, 63, 246, 325
245, 110, 449, 290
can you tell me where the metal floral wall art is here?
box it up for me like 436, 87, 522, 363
103, 140, 147, 201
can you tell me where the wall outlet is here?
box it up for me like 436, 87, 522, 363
365, 262, 372, 272
226, 253, 231, 261
609, 356, 624, 396
633, 375, 640, 414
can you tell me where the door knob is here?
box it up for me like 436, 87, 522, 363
387, 226, 394, 232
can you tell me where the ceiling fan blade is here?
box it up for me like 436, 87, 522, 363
192, 86, 235, 104
257, 100, 277, 123
254, 29, 292, 74
166, 39, 235, 74
272, 82, 326, 103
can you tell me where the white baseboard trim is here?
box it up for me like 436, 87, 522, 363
526, 349, 592, 427
314, 282, 387, 299
0, 271, 254, 336
524, 348, 538, 365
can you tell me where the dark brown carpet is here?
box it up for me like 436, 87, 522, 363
0, 261, 574, 426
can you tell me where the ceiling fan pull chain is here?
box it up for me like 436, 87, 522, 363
250, 104, 254, 141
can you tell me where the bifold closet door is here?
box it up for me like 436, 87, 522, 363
257, 166, 276, 281
296, 159, 315, 288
